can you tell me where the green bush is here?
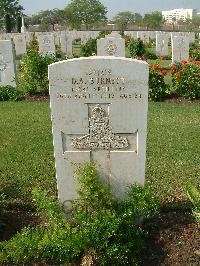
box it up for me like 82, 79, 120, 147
129, 38, 146, 58
28, 36, 39, 52
81, 38, 97, 57
187, 184, 200, 223
149, 65, 169, 101
17, 50, 55, 96
144, 49, 158, 60
0, 86, 23, 101
171, 61, 200, 99
0, 162, 158, 265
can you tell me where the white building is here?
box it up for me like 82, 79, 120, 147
162, 8, 195, 24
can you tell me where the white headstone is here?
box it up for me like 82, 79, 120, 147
137, 31, 150, 43
156, 32, 169, 56
97, 35, 125, 57
189, 32, 195, 43
60, 31, 73, 57
13, 34, 27, 56
49, 57, 149, 204
39, 34, 56, 56
0, 40, 16, 86
171, 33, 190, 63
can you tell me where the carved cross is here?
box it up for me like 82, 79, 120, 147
62, 104, 137, 179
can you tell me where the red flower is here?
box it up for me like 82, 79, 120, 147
175, 73, 181, 78
151, 64, 159, 70
189, 57, 193, 62
181, 59, 187, 65
161, 70, 167, 76
170, 66, 176, 72
159, 66, 163, 71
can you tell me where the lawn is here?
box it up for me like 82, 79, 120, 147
0, 101, 200, 207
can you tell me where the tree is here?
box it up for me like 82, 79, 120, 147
113, 11, 135, 30
143, 11, 163, 29
0, 0, 23, 30
192, 17, 200, 28
5, 14, 12, 33
16, 15, 22, 32
28, 9, 66, 31
64, 0, 107, 29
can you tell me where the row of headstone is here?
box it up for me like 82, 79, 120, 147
156, 31, 192, 62
0, 30, 196, 87
49, 33, 149, 204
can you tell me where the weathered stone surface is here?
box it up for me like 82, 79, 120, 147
97, 35, 125, 57
156, 32, 169, 56
49, 57, 149, 204
171, 33, 190, 62
39, 34, 56, 55
0, 40, 16, 86
13, 34, 27, 56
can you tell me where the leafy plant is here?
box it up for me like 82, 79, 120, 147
170, 60, 200, 99
0, 85, 23, 101
28, 36, 39, 52
17, 50, 55, 95
129, 38, 146, 58
187, 184, 200, 223
81, 38, 97, 57
0, 162, 158, 265
144, 49, 158, 60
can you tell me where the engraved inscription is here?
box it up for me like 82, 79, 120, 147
72, 105, 129, 150
55, 68, 145, 101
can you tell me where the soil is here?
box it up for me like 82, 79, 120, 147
142, 211, 200, 266
0, 209, 40, 242
0, 207, 199, 265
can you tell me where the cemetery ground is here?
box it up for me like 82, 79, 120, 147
0, 101, 200, 265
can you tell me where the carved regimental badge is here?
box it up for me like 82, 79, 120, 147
105, 40, 117, 56
72, 105, 129, 150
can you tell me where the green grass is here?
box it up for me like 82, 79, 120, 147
0, 101, 200, 207
146, 103, 200, 201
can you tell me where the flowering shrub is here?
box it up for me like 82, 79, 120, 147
171, 60, 200, 99
149, 64, 169, 101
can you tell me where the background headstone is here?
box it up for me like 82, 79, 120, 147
171, 33, 190, 63
39, 34, 56, 56
97, 34, 125, 57
156, 32, 169, 56
0, 40, 16, 87
13, 34, 27, 56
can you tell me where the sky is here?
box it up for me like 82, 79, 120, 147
20, 0, 200, 18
